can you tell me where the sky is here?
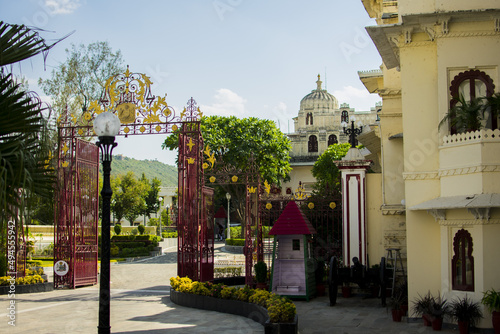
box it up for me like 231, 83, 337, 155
2, 0, 383, 165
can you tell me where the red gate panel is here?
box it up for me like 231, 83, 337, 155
55, 138, 99, 288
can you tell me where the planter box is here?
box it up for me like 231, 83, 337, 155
0, 282, 53, 295
170, 289, 298, 333
264, 315, 298, 334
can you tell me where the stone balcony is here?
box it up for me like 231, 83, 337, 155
439, 129, 500, 197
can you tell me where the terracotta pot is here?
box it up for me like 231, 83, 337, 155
341, 286, 351, 298
458, 321, 469, 334
316, 284, 325, 296
401, 304, 408, 316
392, 309, 403, 322
431, 316, 443, 331
423, 314, 432, 326
492, 311, 500, 334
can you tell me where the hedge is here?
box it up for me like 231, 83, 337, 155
226, 238, 245, 246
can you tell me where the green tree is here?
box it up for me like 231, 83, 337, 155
311, 143, 351, 194
38, 41, 125, 120
0, 21, 60, 265
162, 115, 291, 223
139, 173, 161, 223
111, 171, 147, 225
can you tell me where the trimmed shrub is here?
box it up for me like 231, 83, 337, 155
162, 231, 178, 238
114, 224, 122, 235
226, 238, 245, 246
137, 224, 145, 235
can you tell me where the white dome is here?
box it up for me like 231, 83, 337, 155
300, 75, 338, 110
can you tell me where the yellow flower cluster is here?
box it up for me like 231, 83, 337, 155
0, 275, 45, 286
169, 276, 296, 323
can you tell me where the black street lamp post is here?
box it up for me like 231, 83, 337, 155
93, 112, 121, 334
342, 116, 363, 148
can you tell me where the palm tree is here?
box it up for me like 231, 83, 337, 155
439, 94, 484, 133
0, 21, 61, 274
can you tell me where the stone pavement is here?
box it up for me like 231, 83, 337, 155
0, 241, 456, 333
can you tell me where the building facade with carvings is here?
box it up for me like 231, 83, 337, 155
360, 0, 500, 329
283, 75, 379, 196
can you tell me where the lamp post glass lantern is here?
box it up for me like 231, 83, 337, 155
93, 111, 121, 334
226, 193, 231, 240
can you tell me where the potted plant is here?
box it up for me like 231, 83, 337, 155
429, 294, 448, 331
254, 261, 268, 290
449, 295, 483, 334
315, 260, 326, 296
439, 94, 485, 133
389, 290, 406, 322
412, 291, 433, 326
482, 289, 500, 334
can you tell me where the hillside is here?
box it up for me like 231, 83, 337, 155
99, 155, 178, 187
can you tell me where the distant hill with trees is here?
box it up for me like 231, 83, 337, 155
100, 155, 178, 187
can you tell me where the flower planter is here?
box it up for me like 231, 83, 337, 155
0, 282, 53, 295
264, 315, 298, 334
170, 288, 298, 333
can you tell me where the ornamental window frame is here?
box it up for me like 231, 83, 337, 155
341, 110, 349, 123
308, 135, 318, 152
449, 69, 496, 134
328, 134, 338, 146
451, 228, 474, 292
306, 112, 313, 125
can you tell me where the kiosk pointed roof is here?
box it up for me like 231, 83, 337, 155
269, 201, 317, 235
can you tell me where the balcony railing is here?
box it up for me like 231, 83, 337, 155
441, 129, 500, 146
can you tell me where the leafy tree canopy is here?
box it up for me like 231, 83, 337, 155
38, 41, 125, 120
163, 115, 292, 186
311, 143, 351, 194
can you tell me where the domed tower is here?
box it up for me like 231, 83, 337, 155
289, 75, 344, 161
283, 75, 378, 196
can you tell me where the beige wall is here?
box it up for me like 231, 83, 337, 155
399, 0, 500, 16
366, 173, 384, 265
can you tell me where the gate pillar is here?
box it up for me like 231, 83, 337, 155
177, 98, 213, 282
336, 148, 371, 267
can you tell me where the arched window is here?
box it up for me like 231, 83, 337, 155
308, 135, 318, 152
328, 134, 338, 146
306, 112, 313, 125
341, 110, 349, 123
452, 229, 474, 291
449, 70, 496, 133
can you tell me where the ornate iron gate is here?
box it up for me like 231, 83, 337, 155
177, 99, 214, 281
55, 68, 209, 287
259, 186, 342, 266
55, 137, 99, 288
204, 156, 261, 285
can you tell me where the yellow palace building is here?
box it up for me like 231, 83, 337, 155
358, 0, 500, 329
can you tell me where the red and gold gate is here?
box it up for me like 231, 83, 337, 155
55, 68, 211, 287
177, 98, 214, 282
55, 133, 99, 288
204, 156, 261, 285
